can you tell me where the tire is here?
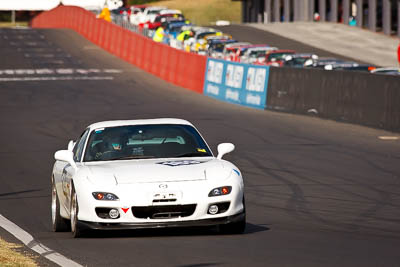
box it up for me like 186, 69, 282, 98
219, 196, 246, 235
70, 185, 84, 238
51, 178, 69, 232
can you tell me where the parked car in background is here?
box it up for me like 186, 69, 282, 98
140, 13, 184, 31
325, 63, 376, 72
164, 20, 192, 45
256, 49, 296, 66
131, 6, 166, 25
222, 42, 251, 61
311, 57, 347, 69
283, 53, 318, 68
240, 46, 278, 64
195, 33, 232, 55
188, 28, 221, 53
207, 39, 237, 58
370, 67, 400, 75
229, 44, 271, 63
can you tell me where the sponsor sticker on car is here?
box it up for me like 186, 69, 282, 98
157, 160, 204, 167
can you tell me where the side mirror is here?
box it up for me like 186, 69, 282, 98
217, 143, 235, 159
54, 150, 77, 170
67, 140, 75, 151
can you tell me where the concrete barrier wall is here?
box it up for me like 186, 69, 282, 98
267, 67, 400, 132
31, 6, 206, 94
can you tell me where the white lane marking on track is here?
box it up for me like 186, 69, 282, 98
15, 69, 36, 75
35, 69, 55, 74
103, 69, 123, 73
24, 53, 56, 58
0, 68, 122, 75
55, 68, 74, 74
0, 214, 83, 267
378, 136, 399, 140
0, 76, 114, 82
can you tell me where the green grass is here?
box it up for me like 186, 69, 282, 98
143, 0, 241, 26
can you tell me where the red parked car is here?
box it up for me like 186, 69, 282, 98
140, 13, 185, 30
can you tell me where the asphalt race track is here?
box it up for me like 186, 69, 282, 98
1, 27, 400, 267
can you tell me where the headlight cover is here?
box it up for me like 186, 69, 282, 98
208, 186, 232, 197
92, 192, 119, 201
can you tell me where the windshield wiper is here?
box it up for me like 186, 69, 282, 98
110, 155, 155, 161
175, 152, 210, 158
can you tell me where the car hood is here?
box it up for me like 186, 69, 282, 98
84, 157, 228, 185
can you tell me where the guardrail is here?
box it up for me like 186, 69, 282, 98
32, 6, 400, 132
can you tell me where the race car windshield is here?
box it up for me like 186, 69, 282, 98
83, 124, 213, 162
268, 52, 293, 61
249, 50, 268, 58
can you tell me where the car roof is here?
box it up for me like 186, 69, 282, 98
289, 53, 317, 58
238, 44, 269, 51
224, 42, 251, 49
246, 47, 277, 52
267, 49, 295, 54
159, 9, 182, 15
88, 118, 193, 130
209, 39, 237, 44
371, 67, 400, 72
206, 34, 231, 40
145, 6, 166, 11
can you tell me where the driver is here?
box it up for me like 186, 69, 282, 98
104, 135, 123, 151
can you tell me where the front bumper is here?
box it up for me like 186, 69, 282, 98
77, 211, 245, 230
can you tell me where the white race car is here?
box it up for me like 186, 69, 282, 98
51, 118, 245, 237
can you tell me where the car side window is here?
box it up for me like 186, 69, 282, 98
73, 129, 90, 162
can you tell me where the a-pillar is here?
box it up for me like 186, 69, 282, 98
368, 0, 376, 31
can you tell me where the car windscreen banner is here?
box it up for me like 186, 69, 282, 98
203, 58, 269, 109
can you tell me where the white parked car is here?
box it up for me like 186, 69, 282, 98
240, 47, 278, 64
51, 119, 246, 237
130, 6, 166, 25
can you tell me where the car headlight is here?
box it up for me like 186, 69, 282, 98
92, 192, 119, 201
208, 186, 232, 197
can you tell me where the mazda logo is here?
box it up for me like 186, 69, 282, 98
159, 184, 168, 189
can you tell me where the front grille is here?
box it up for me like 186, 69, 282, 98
132, 204, 196, 219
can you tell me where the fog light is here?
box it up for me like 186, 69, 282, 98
109, 209, 119, 219
208, 205, 219, 215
